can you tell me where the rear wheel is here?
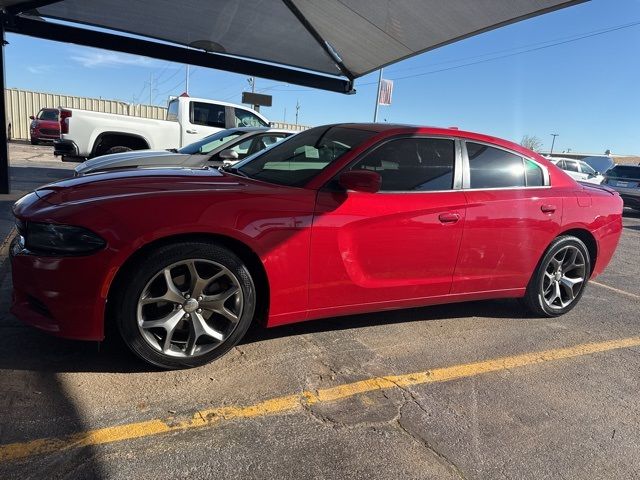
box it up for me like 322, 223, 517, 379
522, 235, 590, 317
114, 242, 256, 369
105, 146, 132, 155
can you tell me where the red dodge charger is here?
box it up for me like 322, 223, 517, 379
11, 124, 623, 369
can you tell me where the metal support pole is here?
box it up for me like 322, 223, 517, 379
550, 133, 559, 156
373, 68, 383, 123
0, 21, 9, 194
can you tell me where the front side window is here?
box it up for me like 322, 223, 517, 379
238, 126, 375, 187
234, 108, 268, 127
350, 137, 455, 191
580, 162, 596, 175
190, 102, 225, 128
467, 142, 525, 189
178, 130, 242, 155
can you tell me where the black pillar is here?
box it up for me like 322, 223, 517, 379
0, 21, 9, 194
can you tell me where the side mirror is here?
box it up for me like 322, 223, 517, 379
219, 149, 239, 160
29, 115, 35, 120
338, 170, 381, 193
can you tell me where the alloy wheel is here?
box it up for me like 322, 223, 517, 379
136, 259, 244, 357
541, 245, 587, 310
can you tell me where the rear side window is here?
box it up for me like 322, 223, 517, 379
467, 142, 525, 189
190, 102, 225, 128
564, 160, 579, 172
351, 137, 455, 191
525, 159, 544, 187
167, 100, 179, 122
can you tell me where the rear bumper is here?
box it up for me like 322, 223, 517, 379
591, 216, 623, 279
53, 139, 79, 157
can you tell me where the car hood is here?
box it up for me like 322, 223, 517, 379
75, 150, 192, 175
34, 168, 249, 206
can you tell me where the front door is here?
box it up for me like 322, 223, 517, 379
309, 136, 466, 317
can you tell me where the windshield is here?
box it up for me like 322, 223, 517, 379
37, 109, 58, 121
178, 130, 243, 155
236, 126, 375, 187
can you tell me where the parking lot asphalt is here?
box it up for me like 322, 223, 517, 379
0, 144, 639, 480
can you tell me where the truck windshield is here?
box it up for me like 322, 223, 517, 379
236, 126, 375, 187
178, 130, 243, 155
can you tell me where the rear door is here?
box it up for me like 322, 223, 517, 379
309, 136, 467, 316
452, 141, 562, 293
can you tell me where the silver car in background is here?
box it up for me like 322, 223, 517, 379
602, 165, 640, 211
548, 157, 604, 184
74, 127, 294, 176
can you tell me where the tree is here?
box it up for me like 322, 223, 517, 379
521, 135, 543, 152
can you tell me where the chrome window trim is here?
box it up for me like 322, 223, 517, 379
462, 140, 550, 190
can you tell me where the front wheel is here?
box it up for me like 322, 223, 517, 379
114, 242, 256, 369
522, 235, 591, 317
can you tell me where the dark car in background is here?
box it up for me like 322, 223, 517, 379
603, 165, 640, 211
30, 108, 60, 144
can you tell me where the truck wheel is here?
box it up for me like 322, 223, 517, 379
106, 146, 132, 155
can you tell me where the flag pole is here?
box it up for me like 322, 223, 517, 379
373, 68, 383, 122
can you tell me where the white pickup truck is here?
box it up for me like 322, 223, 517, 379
53, 96, 270, 160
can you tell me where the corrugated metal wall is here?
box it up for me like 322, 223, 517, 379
4, 88, 167, 140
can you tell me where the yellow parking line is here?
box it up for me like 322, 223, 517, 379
2, 336, 640, 463
591, 281, 640, 300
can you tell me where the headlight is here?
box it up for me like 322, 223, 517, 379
25, 222, 106, 255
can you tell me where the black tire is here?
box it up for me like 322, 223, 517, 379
30, 138, 39, 145
105, 146, 132, 155
114, 242, 256, 369
522, 235, 591, 317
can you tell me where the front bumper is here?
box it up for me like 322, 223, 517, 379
53, 139, 80, 157
10, 235, 110, 341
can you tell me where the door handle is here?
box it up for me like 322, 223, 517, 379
541, 204, 556, 214
186, 129, 198, 134
438, 212, 460, 224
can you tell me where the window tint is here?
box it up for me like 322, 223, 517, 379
190, 102, 225, 128
467, 142, 525, 189
351, 138, 455, 191
564, 160, 579, 172
235, 108, 268, 127
525, 159, 544, 187
167, 100, 179, 122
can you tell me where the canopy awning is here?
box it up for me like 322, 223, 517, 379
1, 0, 587, 93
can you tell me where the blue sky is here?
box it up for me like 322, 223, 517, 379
5, 0, 640, 154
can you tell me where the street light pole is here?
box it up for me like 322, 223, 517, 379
550, 133, 559, 156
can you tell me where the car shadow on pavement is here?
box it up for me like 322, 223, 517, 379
241, 298, 529, 345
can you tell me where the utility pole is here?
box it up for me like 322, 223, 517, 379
185, 65, 190, 95
295, 100, 300, 125
550, 133, 559, 156
373, 68, 383, 122
283, 107, 287, 123
148, 73, 153, 106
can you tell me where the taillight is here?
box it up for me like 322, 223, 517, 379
59, 109, 72, 134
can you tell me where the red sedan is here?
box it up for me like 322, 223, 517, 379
29, 108, 60, 144
11, 124, 623, 369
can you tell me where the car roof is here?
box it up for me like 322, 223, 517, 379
230, 127, 296, 134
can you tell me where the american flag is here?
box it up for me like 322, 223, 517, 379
378, 79, 393, 105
